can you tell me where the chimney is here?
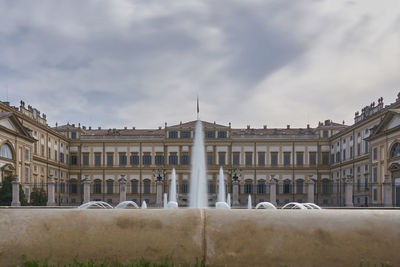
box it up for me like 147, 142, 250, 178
89, 126, 91, 130
263, 125, 267, 129
324, 120, 330, 126
72, 124, 75, 127
98, 127, 101, 130
307, 124, 310, 129
287, 125, 290, 129
55, 122, 58, 128
158, 126, 162, 130
132, 126, 135, 130
82, 126, 86, 130
229, 122, 231, 128
124, 126, 127, 130
247, 125, 250, 129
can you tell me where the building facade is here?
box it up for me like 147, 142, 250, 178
1, 93, 400, 207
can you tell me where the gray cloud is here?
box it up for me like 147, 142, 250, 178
0, 0, 399, 129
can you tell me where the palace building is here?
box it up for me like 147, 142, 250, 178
1, 93, 400, 207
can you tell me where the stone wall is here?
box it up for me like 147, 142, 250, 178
0, 209, 399, 266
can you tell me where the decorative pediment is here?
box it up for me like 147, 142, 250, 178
368, 110, 400, 139
0, 112, 34, 141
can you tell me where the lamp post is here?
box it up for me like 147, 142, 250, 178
228, 168, 241, 207
153, 168, 167, 208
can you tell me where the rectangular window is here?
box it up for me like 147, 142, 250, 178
217, 131, 227, 138
271, 152, 278, 166
373, 147, 378, 160
373, 167, 378, 183
205, 131, 215, 139
336, 152, 341, 163
309, 152, 316, 165
144, 182, 150, 194
60, 183, 65, 193
169, 153, 178, 165
181, 131, 190, 138
25, 167, 29, 183
283, 183, 291, 194
71, 132, 77, 139
55, 151, 58, 161
257, 183, 266, 194
41, 144, 44, 157
296, 182, 303, 194
155, 154, 164, 165
130, 153, 139, 165
107, 181, 113, 194
70, 183, 77, 194
373, 188, 377, 201
331, 154, 334, 164
296, 152, 303, 165
208, 183, 214, 194
322, 182, 330, 195
181, 184, 189, 194
322, 152, 329, 165
107, 153, 114, 166
181, 153, 190, 165
60, 152, 65, 163
364, 141, 369, 154
357, 143, 361, 156
70, 154, 78, 166
343, 149, 346, 161
83, 153, 89, 166
48, 148, 51, 159
364, 178, 368, 190
323, 130, 329, 138
258, 152, 265, 166
119, 153, 127, 166
357, 179, 360, 192
218, 152, 226, 165
25, 148, 30, 161
142, 153, 152, 165
34, 143, 37, 155
244, 183, 253, 194
131, 182, 138, 194
350, 146, 353, 158
233, 152, 240, 165
93, 183, 102, 194
245, 152, 252, 166
95, 153, 101, 166
168, 131, 178, 139
284, 152, 291, 165
207, 152, 213, 165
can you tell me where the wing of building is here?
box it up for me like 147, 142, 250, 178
1, 94, 400, 207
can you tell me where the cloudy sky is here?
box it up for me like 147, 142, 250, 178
0, 0, 399, 129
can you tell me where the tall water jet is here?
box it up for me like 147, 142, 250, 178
217, 167, 225, 203
247, 195, 252, 209
163, 193, 168, 209
168, 168, 178, 209
189, 120, 208, 208
227, 193, 231, 207
141, 200, 147, 209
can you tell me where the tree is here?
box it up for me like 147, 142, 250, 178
0, 174, 28, 206
30, 187, 47, 206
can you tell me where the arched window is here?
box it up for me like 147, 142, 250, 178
0, 143, 13, 159
391, 143, 400, 159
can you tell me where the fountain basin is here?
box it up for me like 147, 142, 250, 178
0, 209, 399, 266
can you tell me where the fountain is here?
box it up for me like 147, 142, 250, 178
227, 193, 231, 207
115, 201, 139, 209
189, 120, 207, 208
255, 202, 277, 209
78, 201, 113, 209
167, 168, 178, 209
163, 193, 168, 209
247, 195, 252, 209
141, 200, 147, 209
216, 167, 230, 209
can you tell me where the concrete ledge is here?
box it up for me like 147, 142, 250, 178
0, 209, 399, 266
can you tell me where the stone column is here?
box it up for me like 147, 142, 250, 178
83, 176, 91, 204
119, 175, 127, 204
383, 175, 393, 207
269, 178, 277, 206
11, 175, 21, 207
47, 175, 56, 206
307, 179, 315, 203
232, 180, 240, 207
156, 180, 164, 208
345, 177, 354, 207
